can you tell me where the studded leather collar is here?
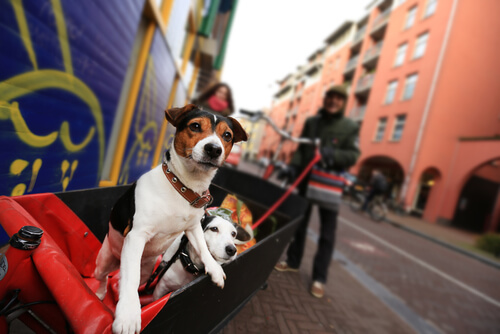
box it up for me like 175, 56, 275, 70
162, 163, 213, 209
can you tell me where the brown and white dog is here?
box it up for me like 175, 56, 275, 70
93, 104, 247, 334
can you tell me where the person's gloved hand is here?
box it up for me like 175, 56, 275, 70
277, 165, 297, 182
320, 147, 335, 168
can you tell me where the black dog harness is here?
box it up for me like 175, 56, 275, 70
144, 218, 209, 294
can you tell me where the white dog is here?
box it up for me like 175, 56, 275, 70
152, 215, 251, 300
93, 104, 247, 334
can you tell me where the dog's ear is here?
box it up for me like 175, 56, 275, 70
234, 224, 252, 242
228, 117, 248, 143
201, 214, 216, 231
165, 104, 198, 127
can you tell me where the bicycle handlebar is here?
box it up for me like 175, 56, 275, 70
239, 109, 319, 146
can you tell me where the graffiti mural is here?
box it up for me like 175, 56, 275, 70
0, 0, 143, 195
119, 30, 176, 185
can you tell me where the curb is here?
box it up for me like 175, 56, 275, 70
383, 217, 500, 271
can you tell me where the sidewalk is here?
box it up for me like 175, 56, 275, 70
221, 236, 416, 334
382, 210, 500, 269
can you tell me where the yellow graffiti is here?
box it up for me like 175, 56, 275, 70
9, 158, 42, 196
119, 56, 159, 184
0, 102, 58, 147
10, 159, 29, 175
61, 159, 78, 191
50, 0, 73, 75
0, 70, 104, 165
11, 184, 27, 196
60, 121, 96, 152
10, 0, 38, 70
28, 158, 42, 192
2, 0, 106, 194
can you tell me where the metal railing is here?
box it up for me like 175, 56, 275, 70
349, 105, 367, 120
344, 55, 359, 74
371, 8, 391, 32
355, 73, 375, 93
352, 27, 366, 45
363, 41, 383, 63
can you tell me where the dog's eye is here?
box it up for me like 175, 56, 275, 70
189, 122, 201, 132
231, 231, 237, 238
222, 131, 232, 142
210, 227, 218, 232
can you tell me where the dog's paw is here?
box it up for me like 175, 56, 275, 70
205, 261, 226, 289
95, 289, 107, 301
112, 298, 141, 334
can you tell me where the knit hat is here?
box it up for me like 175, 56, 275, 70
325, 85, 348, 99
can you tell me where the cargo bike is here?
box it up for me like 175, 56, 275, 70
0, 110, 335, 333
0, 163, 309, 333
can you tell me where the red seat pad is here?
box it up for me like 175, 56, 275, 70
1, 194, 173, 333
13, 193, 101, 277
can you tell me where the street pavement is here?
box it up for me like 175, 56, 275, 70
221, 161, 500, 334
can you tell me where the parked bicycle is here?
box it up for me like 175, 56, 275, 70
349, 191, 388, 222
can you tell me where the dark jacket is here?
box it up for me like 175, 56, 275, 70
291, 108, 360, 173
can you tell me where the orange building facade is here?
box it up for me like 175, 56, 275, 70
258, 0, 500, 233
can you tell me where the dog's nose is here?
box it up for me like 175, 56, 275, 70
204, 143, 222, 158
225, 245, 236, 256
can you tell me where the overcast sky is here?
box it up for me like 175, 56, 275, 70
221, 0, 368, 113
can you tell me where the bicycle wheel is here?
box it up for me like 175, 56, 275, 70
349, 193, 364, 212
369, 203, 386, 221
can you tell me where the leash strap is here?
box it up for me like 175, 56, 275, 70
144, 236, 189, 294
252, 149, 322, 230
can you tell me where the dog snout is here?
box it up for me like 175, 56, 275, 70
204, 143, 222, 159
225, 245, 236, 257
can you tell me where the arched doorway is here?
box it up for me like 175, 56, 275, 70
358, 156, 405, 200
413, 167, 441, 216
453, 158, 500, 232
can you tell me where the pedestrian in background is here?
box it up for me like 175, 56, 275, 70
362, 169, 388, 211
192, 82, 235, 116
275, 85, 360, 298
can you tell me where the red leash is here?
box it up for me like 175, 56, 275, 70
252, 149, 322, 230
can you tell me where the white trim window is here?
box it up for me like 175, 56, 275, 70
392, 115, 407, 141
413, 32, 429, 59
402, 73, 418, 100
394, 43, 408, 67
424, 0, 438, 18
384, 80, 398, 104
405, 7, 417, 29
374, 117, 388, 142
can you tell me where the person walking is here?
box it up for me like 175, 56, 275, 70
192, 82, 235, 116
275, 85, 360, 298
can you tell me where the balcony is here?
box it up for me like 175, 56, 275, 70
370, 8, 391, 38
343, 55, 359, 77
351, 26, 366, 51
349, 105, 367, 121
355, 73, 375, 97
362, 41, 383, 69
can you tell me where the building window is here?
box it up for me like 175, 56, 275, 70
405, 7, 417, 29
394, 43, 408, 67
424, 0, 437, 17
384, 80, 398, 104
402, 73, 418, 100
392, 115, 407, 141
374, 117, 388, 142
413, 32, 429, 59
